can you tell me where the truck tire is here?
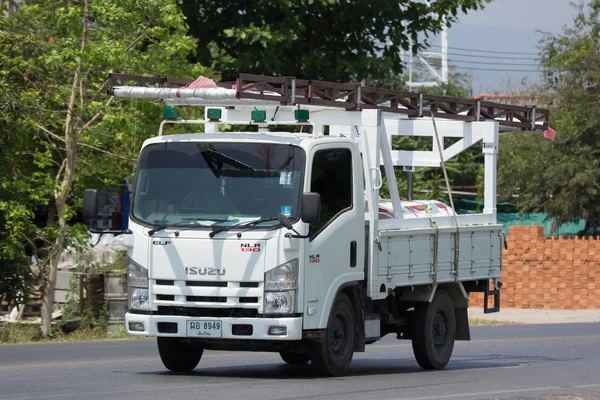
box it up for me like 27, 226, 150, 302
279, 352, 311, 365
310, 293, 355, 376
157, 337, 203, 372
411, 290, 456, 370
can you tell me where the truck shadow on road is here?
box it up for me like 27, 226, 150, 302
134, 353, 577, 379
137, 362, 422, 379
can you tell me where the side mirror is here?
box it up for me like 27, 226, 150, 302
83, 188, 133, 235
301, 192, 320, 224
82, 189, 99, 219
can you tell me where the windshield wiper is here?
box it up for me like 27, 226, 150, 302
209, 217, 282, 238
148, 217, 228, 236
201, 148, 256, 178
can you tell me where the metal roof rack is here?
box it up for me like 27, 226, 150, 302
108, 72, 549, 131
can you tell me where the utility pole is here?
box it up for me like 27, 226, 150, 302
405, 26, 449, 91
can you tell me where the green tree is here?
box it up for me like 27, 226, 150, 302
497, 1, 600, 234
0, 90, 35, 306
0, 0, 210, 336
181, 0, 491, 82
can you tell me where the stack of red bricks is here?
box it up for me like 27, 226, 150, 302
470, 223, 600, 309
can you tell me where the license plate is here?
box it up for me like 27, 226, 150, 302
186, 320, 222, 338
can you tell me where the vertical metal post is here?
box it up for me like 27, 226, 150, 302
79, 274, 85, 315
441, 27, 448, 84
482, 122, 499, 219
205, 122, 219, 134
408, 39, 414, 91
407, 170, 414, 201
360, 125, 379, 299
378, 117, 403, 219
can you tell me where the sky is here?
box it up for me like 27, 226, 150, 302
429, 0, 587, 94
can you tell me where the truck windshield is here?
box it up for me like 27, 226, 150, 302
131, 142, 305, 229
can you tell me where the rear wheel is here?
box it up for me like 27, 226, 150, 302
411, 290, 456, 370
157, 337, 203, 372
310, 293, 355, 376
279, 351, 311, 365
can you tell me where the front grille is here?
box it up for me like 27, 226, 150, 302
186, 281, 228, 287
158, 306, 258, 318
153, 281, 261, 309
187, 296, 227, 303
239, 297, 259, 304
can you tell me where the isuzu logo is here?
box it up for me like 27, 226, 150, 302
185, 267, 226, 276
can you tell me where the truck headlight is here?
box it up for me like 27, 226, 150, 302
129, 287, 150, 310
264, 259, 298, 314
264, 291, 295, 314
128, 257, 148, 288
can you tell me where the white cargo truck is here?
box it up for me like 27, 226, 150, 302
83, 74, 549, 376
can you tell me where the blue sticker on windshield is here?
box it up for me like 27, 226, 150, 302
281, 205, 292, 216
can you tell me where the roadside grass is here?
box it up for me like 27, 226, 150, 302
2, 318, 518, 344
0, 323, 42, 343
0, 322, 132, 344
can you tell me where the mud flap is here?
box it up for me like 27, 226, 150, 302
455, 307, 470, 341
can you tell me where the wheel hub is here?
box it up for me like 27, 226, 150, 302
330, 316, 347, 354
433, 312, 447, 347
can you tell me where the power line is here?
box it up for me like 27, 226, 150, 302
407, 61, 539, 73
447, 65, 540, 73
418, 54, 538, 66
418, 54, 539, 67
422, 49, 539, 60
446, 58, 538, 67
428, 44, 539, 56
447, 52, 539, 61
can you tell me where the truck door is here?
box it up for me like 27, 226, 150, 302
303, 145, 365, 330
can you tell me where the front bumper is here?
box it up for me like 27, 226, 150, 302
125, 312, 303, 340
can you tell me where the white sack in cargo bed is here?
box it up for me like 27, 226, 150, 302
378, 199, 455, 220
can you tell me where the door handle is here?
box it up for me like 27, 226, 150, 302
350, 241, 357, 268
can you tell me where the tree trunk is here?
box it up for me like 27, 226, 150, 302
46, 201, 56, 226
40, 0, 88, 337
40, 204, 68, 336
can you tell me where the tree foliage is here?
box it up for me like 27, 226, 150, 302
497, 1, 600, 234
0, 0, 489, 332
181, 0, 491, 82
0, 0, 210, 334
0, 90, 35, 305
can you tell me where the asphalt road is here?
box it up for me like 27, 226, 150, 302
1, 323, 599, 400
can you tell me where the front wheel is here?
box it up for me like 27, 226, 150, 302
411, 290, 456, 370
157, 337, 203, 372
310, 293, 356, 376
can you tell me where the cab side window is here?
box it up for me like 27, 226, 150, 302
309, 148, 353, 237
